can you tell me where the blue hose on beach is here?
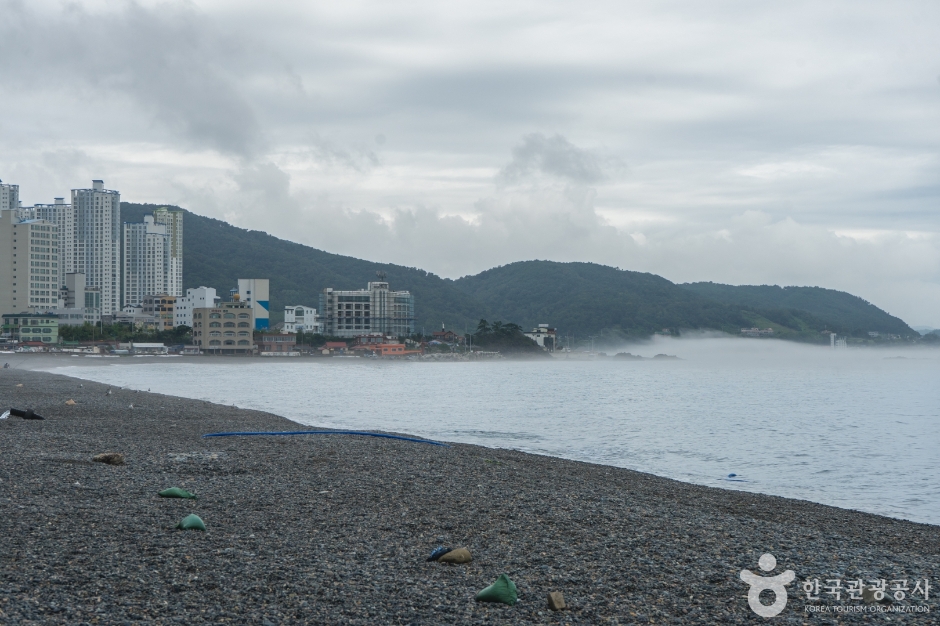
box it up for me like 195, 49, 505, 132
201, 430, 451, 447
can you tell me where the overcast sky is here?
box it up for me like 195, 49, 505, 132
2, 0, 939, 325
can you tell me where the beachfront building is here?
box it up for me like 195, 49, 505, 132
72, 180, 121, 316
235, 278, 269, 330
0, 208, 60, 313
142, 294, 176, 330
259, 333, 297, 354
192, 300, 255, 354
174, 286, 219, 328
524, 324, 556, 351
1, 312, 59, 344
282, 305, 322, 334
319, 281, 415, 338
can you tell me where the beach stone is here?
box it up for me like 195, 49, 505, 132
437, 547, 472, 564
92, 453, 125, 465
65, 399, 76, 405
547, 591, 566, 611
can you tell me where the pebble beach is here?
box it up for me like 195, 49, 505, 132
1, 368, 938, 624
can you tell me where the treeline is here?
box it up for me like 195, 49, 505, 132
59, 323, 192, 344
471, 319, 542, 352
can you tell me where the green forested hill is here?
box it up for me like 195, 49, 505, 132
680, 283, 915, 336
452, 261, 749, 339
121, 203, 916, 341
121, 203, 488, 331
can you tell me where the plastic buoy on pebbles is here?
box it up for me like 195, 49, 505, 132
176, 514, 206, 531
438, 548, 472, 564
475, 574, 518, 606
427, 546, 451, 561
92, 453, 125, 466
159, 487, 197, 499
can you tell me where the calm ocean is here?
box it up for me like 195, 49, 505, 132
47, 338, 940, 525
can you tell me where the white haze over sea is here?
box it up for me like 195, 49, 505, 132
46, 337, 940, 525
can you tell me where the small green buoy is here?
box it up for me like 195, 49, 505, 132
159, 487, 197, 499
475, 574, 518, 605
176, 514, 206, 531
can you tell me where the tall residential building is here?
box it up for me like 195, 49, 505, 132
236, 278, 269, 330
34, 198, 74, 285
0, 209, 60, 313
192, 300, 255, 354
123, 215, 168, 308
0, 180, 19, 212
174, 286, 219, 328
72, 180, 121, 315
153, 207, 183, 297
319, 281, 415, 338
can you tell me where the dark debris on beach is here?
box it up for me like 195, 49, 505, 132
1, 369, 938, 624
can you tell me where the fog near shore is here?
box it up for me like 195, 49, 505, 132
588, 332, 939, 365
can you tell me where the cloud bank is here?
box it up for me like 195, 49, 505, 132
1, 0, 939, 324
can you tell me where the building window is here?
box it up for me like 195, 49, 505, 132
238, 322, 249, 328
224, 322, 235, 328
238, 340, 249, 346
209, 340, 221, 345
224, 340, 235, 346
238, 313, 249, 319
209, 322, 221, 328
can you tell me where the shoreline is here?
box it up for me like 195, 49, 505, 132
1, 368, 938, 623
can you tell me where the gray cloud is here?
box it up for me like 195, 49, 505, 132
0, 1, 267, 156
1, 1, 939, 325
496, 134, 607, 185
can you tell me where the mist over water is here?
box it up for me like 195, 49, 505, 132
47, 337, 940, 525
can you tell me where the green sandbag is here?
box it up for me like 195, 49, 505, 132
159, 487, 197, 499
176, 514, 206, 531
475, 574, 518, 606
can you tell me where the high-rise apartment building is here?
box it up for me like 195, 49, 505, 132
123, 210, 184, 308
0, 209, 60, 313
123, 215, 168, 308
34, 198, 74, 285
72, 180, 121, 315
0, 180, 19, 212
153, 207, 183, 297
319, 281, 415, 338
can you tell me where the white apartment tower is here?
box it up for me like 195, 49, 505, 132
123, 215, 168, 308
0, 209, 60, 313
153, 207, 183, 297
72, 180, 121, 315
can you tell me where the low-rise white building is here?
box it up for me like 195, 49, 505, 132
282, 305, 322, 334
174, 286, 219, 328
524, 324, 557, 351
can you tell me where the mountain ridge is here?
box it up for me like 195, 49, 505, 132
121, 203, 916, 341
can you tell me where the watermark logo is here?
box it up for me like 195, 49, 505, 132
740, 553, 796, 617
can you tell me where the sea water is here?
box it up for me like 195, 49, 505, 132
46, 338, 940, 525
